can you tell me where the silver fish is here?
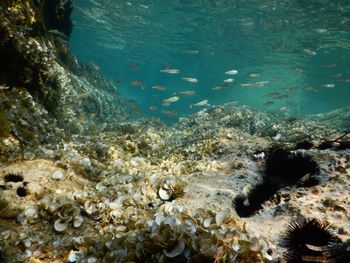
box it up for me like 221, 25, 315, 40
190, 99, 209, 108
182, 77, 198, 83
160, 69, 180, 74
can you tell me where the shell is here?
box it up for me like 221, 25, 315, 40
203, 217, 212, 228
163, 239, 186, 258
158, 188, 172, 201
73, 215, 84, 228
51, 170, 64, 180
24, 207, 37, 218
215, 210, 231, 225
54, 218, 69, 232
250, 237, 260, 251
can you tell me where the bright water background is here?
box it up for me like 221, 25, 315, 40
71, 0, 350, 123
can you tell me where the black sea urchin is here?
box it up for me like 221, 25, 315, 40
3, 171, 24, 183
326, 239, 350, 263
265, 146, 319, 186
295, 140, 314, 150
233, 180, 279, 217
281, 218, 340, 263
16, 186, 28, 197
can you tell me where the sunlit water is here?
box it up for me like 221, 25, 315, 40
71, 0, 350, 123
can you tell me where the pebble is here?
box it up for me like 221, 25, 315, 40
80, 157, 91, 167
24, 152, 36, 160
51, 170, 64, 180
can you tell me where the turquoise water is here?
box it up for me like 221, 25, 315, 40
71, 0, 350, 123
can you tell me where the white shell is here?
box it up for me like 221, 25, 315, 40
24, 207, 37, 218
203, 217, 212, 228
67, 250, 80, 262
51, 170, 64, 180
95, 182, 107, 192
73, 215, 84, 228
215, 210, 231, 225
233, 244, 244, 253
155, 213, 164, 225
54, 218, 68, 232
163, 239, 186, 258
158, 188, 172, 201
250, 237, 260, 251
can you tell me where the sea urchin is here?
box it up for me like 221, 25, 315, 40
281, 218, 340, 263
3, 171, 24, 183
265, 146, 319, 186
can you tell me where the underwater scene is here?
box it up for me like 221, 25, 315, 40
0, 0, 350, 262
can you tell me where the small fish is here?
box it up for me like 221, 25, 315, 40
115, 79, 122, 85
90, 112, 97, 119
163, 96, 180, 106
160, 68, 180, 74
280, 106, 288, 111
303, 48, 317, 56
241, 81, 269, 88
76, 92, 90, 99
88, 61, 100, 71
212, 86, 222, 90
131, 80, 146, 90
225, 69, 238, 75
275, 95, 289, 100
315, 28, 328, 34
185, 49, 199, 54
127, 99, 137, 104
224, 100, 238, 108
182, 77, 198, 83
295, 67, 304, 73
322, 83, 335, 88
177, 90, 195, 96
284, 87, 297, 93
128, 63, 140, 71
265, 92, 280, 98
306, 86, 317, 92
161, 110, 177, 116
152, 85, 167, 91
133, 107, 142, 115
321, 63, 336, 68
263, 101, 274, 106
139, 4, 149, 9
190, 99, 209, 108
249, 72, 260, 78
224, 78, 234, 83
149, 106, 158, 111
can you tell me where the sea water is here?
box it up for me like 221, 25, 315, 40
71, 0, 350, 124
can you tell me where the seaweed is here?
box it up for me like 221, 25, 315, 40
0, 108, 11, 138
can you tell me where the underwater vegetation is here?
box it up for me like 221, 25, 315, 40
0, 108, 11, 138
280, 218, 341, 263
234, 145, 320, 217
